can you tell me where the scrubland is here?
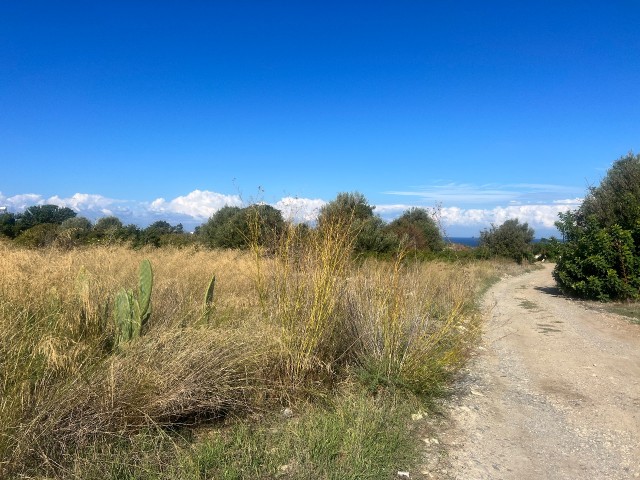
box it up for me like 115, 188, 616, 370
0, 223, 523, 479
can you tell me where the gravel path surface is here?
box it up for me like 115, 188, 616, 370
423, 263, 640, 479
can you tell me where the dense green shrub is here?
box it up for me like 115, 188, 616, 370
579, 152, 640, 231
554, 219, 640, 300
0, 212, 17, 239
14, 223, 60, 248
478, 218, 535, 263
318, 192, 399, 255
388, 207, 444, 252
553, 153, 640, 301
16, 205, 77, 232
553, 153, 640, 300
197, 204, 284, 249
532, 236, 562, 261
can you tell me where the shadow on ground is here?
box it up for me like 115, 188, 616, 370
534, 285, 563, 297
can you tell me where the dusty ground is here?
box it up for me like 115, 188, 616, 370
421, 263, 640, 479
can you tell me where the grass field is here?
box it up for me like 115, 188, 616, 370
0, 227, 521, 478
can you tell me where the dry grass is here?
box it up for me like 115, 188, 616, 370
0, 233, 506, 477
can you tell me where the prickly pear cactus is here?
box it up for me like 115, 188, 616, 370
137, 259, 153, 327
113, 259, 154, 348
201, 274, 216, 324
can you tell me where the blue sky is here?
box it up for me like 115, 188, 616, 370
1, 2, 639, 236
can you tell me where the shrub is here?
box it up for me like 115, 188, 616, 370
318, 192, 398, 255
198, 204, 284, 250
14, 223, 60, 248
554, 153, 640, 300
388, 207, 444, 252
478, 218, 535, 263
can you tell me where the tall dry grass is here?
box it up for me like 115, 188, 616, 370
0, 242, 274, 475
0, 229, 503, 476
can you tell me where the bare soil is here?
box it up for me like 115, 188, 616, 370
421, 263, 640, 479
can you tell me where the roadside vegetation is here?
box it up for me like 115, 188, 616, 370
554, 152, 640, 301
0, 192, 529, 479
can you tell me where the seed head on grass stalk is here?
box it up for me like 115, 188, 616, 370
251, 206, 360, 386
347, 258, 481, 395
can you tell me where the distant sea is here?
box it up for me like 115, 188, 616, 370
448, 237, 480, 247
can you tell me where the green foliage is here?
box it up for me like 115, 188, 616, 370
317, 191, 374, 226
93, 215, 124, 233
579, 152, 640, 230
0, 212, 17, 238
14, 223, 60, 248
185, 389, 419, 480
554, 153, 640, 301
17, 204, 77, 231
318, 192, 398, 255
91, 216, 140, 245
201, 274, 216, 324
198, 206, 244, 248
141, 221, 185, 247
478, 218, 535, 263
197, 204, 284, 249
56, 217, 93, 248
114, 259, 154, 346
554, 219, 640, 300
532, 236, 562, 261
388, 207, 444, 252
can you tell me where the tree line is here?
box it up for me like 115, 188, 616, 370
3, 152, 637, 301
0, 192, 448, 254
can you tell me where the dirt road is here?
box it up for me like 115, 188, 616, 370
428, 263, 640, 479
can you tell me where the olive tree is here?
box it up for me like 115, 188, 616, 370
479, 218, 535, 263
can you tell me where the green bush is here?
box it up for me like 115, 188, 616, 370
554, 153, 640, 301
478, 218, 534, 263
197, 204, 285, 249
318, 192, 399, 255
554, 221, 640, 300
532, 236, 562, 261
387, 207, 444, 252
14, 223, 60, 248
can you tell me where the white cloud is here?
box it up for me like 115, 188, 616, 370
46, 193, 119, 212
274, 196, 326, 222
0, 193, 45, 211
553, 198, 583, 205
439, 204, 577, 229
149, 190, 242, 219
372, 204, 414, 216
0, 188, 584, 235
384, 182, 584, 207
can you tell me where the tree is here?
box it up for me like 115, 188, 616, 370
317, 192, 374, 226
0, 212, 17, 239
17, 205, 76, 231
57, 217, 93, 247
14, 224, 59, 248
554, 152, 640, 300
198, 206, 245, 249
479, 218, 535, 263
317, 192, 397, 254
92, 216, 126, 244
141, 221, 184, 247
579, 152, 640, 230
197, 204, 285, 249
388, 208, 444, 252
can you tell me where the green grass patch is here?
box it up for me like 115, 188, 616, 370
602, 303, 640, 324
48, 386, 421, 480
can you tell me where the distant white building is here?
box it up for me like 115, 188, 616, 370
0, 206, 7, 215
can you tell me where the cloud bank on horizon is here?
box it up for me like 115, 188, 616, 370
0, 182, 581, 237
